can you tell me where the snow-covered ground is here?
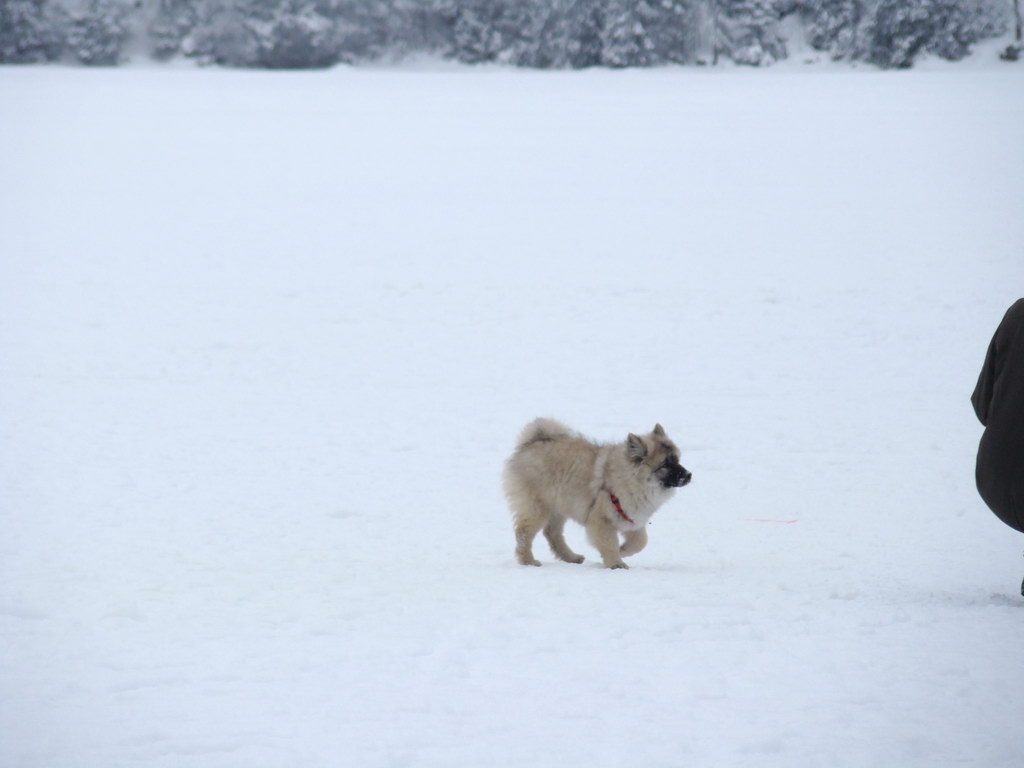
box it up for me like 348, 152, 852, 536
2, 62, 1023, 768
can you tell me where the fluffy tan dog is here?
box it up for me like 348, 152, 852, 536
503, 418, 691, 569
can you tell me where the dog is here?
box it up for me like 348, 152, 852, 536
503, 419, 691, 569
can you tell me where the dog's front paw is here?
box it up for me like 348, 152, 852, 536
607, 562, 629, 570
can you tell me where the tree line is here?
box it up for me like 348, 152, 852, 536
1, 0, 1017, 70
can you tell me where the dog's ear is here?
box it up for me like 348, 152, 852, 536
627, 433, 648, 462
653, 423, 666, 437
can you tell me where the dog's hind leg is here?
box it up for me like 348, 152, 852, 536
514, 519, 543, 566
543, 515, 585, 564
511, 496, 546, 567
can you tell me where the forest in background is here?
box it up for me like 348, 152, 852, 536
1, 0, 1021, 70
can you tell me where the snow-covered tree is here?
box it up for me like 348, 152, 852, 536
1004, 0, 1023, 58
183, 0, 352, 68
647, 0, 702, 64
149, 0, 199, 60
0, 0, 1013, 69
450, 0, 542, 64
385, 0, 458, 58
0, 0, 64, 63
250, 0, 344, 68
332, 1, 395, 63
65, 0, 130, 65
716, 0, 788, 65
800, 0, 864, 59
451, 0, 504, 63
522, 0, 603, 68
864, 0, 1007, 68
600, 0, 654, 66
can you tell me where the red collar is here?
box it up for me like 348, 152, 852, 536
608, 490, 635, 525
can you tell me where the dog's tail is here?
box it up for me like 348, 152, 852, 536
515, 418, 575, 451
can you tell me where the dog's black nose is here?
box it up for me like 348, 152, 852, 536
679, 470, 692, 487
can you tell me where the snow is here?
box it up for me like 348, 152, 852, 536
2, 62, 1024, 768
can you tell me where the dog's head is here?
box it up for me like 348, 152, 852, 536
627, 424, 692, 489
